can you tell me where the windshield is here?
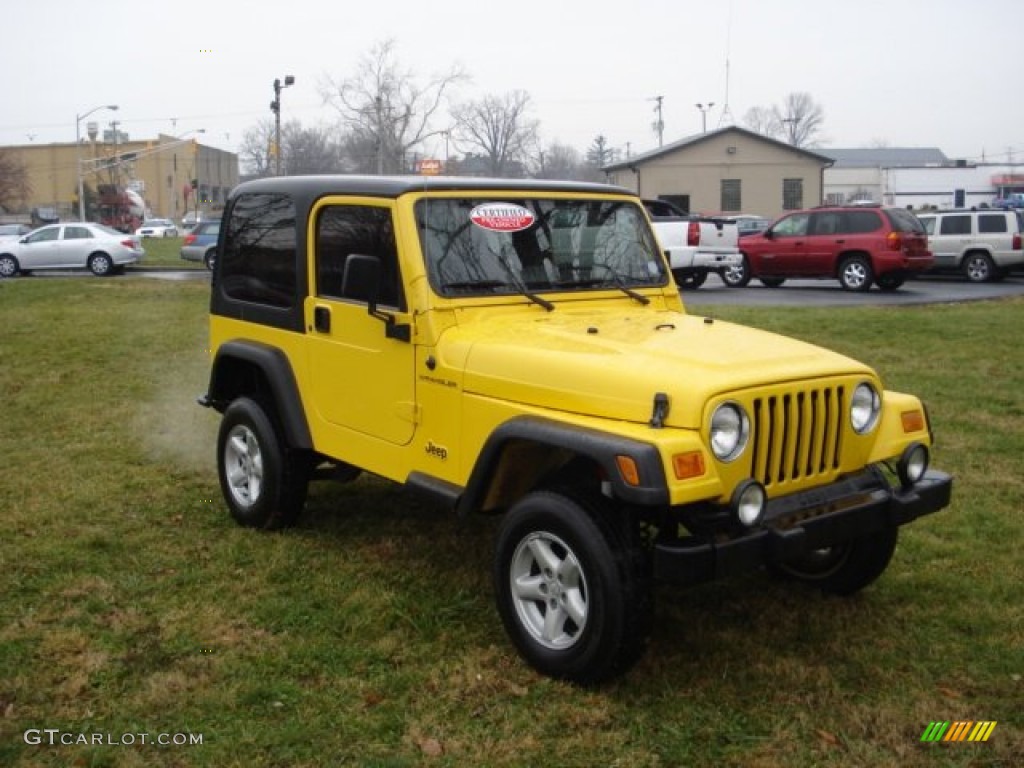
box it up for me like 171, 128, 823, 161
415, 197, 668, 298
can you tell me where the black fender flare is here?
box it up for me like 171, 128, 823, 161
456, 416, 669, 516
202, 340, 312, 451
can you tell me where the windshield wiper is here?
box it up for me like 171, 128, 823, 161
493, 254, 555, 312
563, 264, 651, 305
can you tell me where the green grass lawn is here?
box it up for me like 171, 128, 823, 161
135, 236, 205, 269
0, 277, 1020, 767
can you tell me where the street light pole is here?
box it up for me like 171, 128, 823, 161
696, 102, 715, 133
76, 104, 118, 221
270, 75, 295, 175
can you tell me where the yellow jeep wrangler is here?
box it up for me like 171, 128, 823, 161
200, 176, 952, 683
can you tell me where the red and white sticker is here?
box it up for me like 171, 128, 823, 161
469, 203, 535, 233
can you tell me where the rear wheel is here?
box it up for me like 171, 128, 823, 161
962, 251, 995, 283
88, 252, 114, 276
217, 397, 309, 529
759, 277, 786, 288
773, 526, 899, 596
838, 255, 873, 291
204, 248, 216, 271
721, 255, 751, 287
494, 489, 651, 684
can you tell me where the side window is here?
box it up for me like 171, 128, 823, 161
939, 215, 971, 236
977, 214, 1007, 234
63, 226, 92, 240
843, 210, 882, 234
811, 212, 841, 235
919, 217, 935, 235
782, 179, 804, 210
27, 227, 60, 243
220, 193, 296, 308
772, 212, 810, 237
316, 205, 402, 309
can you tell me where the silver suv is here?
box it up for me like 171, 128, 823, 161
916, 208, 1023, 282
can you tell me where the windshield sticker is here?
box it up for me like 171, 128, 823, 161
469, 203, 535, 233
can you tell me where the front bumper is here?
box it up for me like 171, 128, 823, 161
653, 468, 952, 584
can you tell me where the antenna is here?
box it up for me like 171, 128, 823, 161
718, 0, 736, 128
649, 95, 664, 147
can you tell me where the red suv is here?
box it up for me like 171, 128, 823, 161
724, 205, 932, 291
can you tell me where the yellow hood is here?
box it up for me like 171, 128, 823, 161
450, 307, 873, 428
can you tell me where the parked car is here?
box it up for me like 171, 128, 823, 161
180, 219, 220, 270
993, 192, 1024, 210
725, 205, 933, 291
181, 211, 205, 231
722, 214, 772, 237
0, 223, 144, 277
642, 199, 741, 289
0, 224, 31, 241
915, 208, 1023, 282
135, 218, 179, 238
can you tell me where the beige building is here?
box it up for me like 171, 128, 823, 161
604, 126, 833, 218
7, 134, 238, 223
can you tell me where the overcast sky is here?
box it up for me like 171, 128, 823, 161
2, 0, 1020, 164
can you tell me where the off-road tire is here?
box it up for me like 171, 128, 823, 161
217, 397, 309, 530
773, 526, 899, 596
494, 489, 651, 684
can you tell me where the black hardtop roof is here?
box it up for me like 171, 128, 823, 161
229, 174, 634, 201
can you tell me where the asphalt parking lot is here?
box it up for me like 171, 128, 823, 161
681, 272, 1024, 307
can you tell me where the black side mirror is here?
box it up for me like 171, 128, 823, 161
341, 253, 410, 342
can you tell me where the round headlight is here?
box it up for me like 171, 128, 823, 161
732, 480, 766, 527
850, 382, 881, 434
897, 442, 929, 487
710, 402, 750, 462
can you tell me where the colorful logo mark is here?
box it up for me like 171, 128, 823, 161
920, 721, 997, 742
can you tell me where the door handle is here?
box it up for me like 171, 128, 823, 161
314, 305, 331, 333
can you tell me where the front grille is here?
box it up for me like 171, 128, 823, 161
749, 386, 845, 489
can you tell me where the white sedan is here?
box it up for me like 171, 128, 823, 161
0, 223, 145, 277
135, 218, 178, 238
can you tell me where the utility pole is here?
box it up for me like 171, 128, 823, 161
650, 95, 664, 147
270, 75, 295, 175
696, 102, 715, 133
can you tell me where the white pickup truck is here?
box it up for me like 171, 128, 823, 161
643, 199, 741, 289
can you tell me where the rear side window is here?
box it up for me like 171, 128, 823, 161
884, 208, 926, 234
842, 210, 882, 234
938, 215, 971, 236
220, 193, 296, 308
978, 214, 1007, 234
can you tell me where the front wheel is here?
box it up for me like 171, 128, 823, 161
721, 255, 751, 287
838, 255, 873, 292
876, 274, 905, 291
217, 397, 309, 529
0, 254, 19, 278
672, 269, 707, 289
494, 490, 651, 684
773, 526, 899, 596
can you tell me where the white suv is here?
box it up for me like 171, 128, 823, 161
916, 208, 1023, 282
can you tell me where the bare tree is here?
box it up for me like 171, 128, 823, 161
240, 120, 346, 176
0, 149, 31, 212
773, 92, 825, 148
450, 90, 539, 177
743, 93, 825, 148
321, 39, 466, 174
534, 142, 585, 180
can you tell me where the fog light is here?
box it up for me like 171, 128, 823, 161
731, 480, 766, 527
897, 442, 929, 488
